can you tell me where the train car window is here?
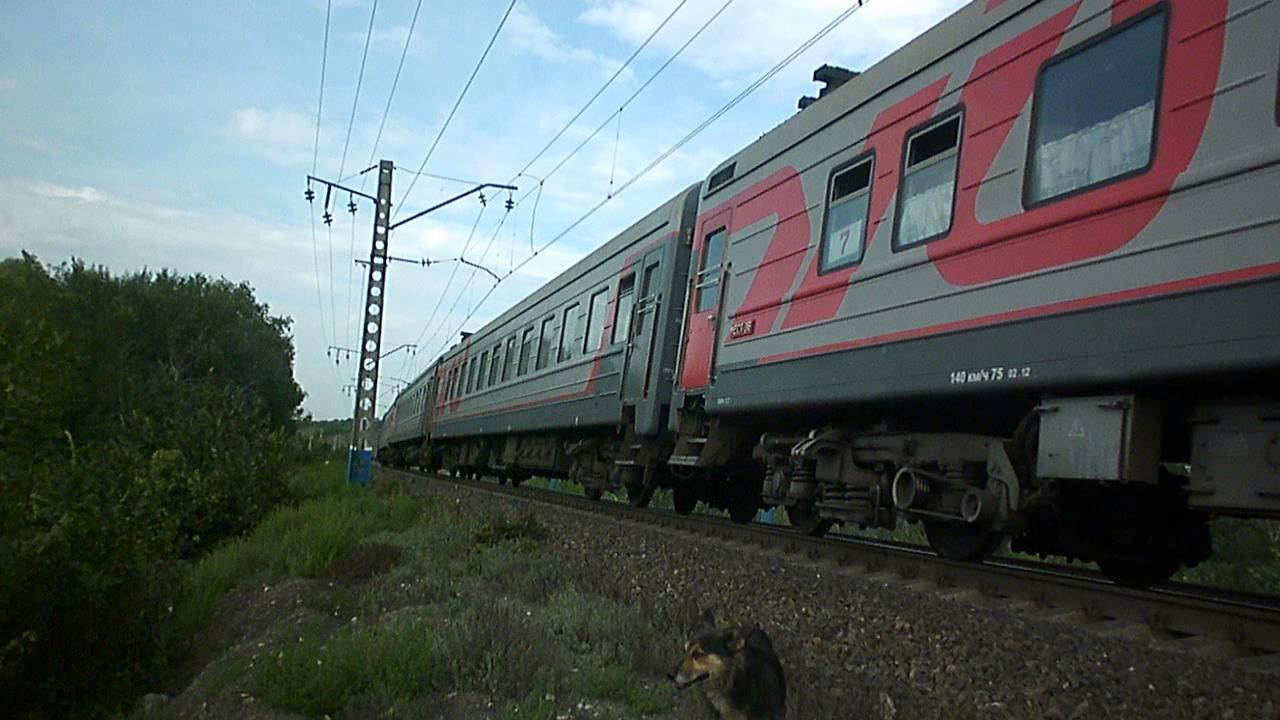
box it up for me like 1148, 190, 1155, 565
478, 351, 491, 391
559, 304, 582, 363
707, 162, 736, 193
895, 113, 962, 249
696, 229, 726, 313
613, 274, 635, 344
503, 336, 518, 382
537, 317, 556, 370
1027, 9, 1165, 205
466, 358, 478, 394
584, 289, 609, 354
519, 327, 535, 375
820, 155, 874, 272
489, 345, 503, 387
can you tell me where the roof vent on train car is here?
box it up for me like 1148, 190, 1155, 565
798, 64, 860, 111
707, 162, 736, 193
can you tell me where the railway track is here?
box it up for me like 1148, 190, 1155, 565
382, 466, 1280, 674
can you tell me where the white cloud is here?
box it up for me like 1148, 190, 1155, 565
233, 106, 317, 167
579, 0, 968, 82
31, 182, 108, 203
507, 4, 621, 74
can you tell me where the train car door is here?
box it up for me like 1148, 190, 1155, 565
679, 210, 730, 391
622, 249, 663, 403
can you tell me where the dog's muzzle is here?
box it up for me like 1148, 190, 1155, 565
668, 669, 709, 690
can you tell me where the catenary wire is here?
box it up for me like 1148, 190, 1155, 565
337, 0, 380, 180
509, 0, 691, 181
511, 0, 736, 205
429, 0, 872, 365
395, 0, 518, 217
423, 208, 512, 360
395, 200, 490, 379
398, 0, 717, 380
308, 0, 342, 393
362, 0, 424, 179
332, 0, 380, 357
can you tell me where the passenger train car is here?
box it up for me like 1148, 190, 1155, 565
380, 0, 1280, 587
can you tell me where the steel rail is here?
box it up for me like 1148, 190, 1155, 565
382, 467, 1280, 673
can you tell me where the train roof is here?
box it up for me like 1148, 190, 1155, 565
435, 184, 699, 364
701, 0, 1014, 201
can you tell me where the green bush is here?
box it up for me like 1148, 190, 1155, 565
0, 254, 304, 718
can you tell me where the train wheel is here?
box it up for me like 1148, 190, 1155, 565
786, 500, 832, 537
673, 486, 698, 515
628, 481, 655, 508
924, 521, 1002, 561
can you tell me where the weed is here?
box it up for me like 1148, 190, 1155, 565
253, 615, 448, 717
571, 663, 672, 714
165, 467, 421, 652
472, 512, 549, 549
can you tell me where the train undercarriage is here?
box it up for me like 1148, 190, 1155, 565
382, 390, 1278, 589
663, 391, 1279, 588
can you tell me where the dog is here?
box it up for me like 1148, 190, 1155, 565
668, 611, 786, 720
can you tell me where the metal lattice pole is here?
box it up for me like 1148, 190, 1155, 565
347, 159, 394, 483
305, 161, 515, 485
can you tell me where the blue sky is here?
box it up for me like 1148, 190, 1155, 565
0, 0, 967, 419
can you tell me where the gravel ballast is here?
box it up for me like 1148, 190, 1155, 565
405, 475, 1280, 720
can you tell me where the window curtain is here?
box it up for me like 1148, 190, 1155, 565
1033, 101, 1155, 202
898, 157, 956, 246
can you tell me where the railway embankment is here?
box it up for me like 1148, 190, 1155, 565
148, 465, 1280, 719
403, 472, 1280, 720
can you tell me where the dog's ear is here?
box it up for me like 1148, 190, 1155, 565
724, 628, 746, 653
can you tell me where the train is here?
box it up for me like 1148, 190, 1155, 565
377, 0, 1280, 588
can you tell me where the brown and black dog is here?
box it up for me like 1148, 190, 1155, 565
669, 612, 786, 720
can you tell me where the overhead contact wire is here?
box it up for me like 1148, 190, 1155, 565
396, 0, 518, 216
433, 0, 872, 362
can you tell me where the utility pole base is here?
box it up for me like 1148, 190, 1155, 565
347, 448, 373, 486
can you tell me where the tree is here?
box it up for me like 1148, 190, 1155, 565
0, 254, 305, 718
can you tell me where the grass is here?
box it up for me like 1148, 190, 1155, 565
164, 463, 421, 652
160, 464, 677, 719
253, 614, 449, 716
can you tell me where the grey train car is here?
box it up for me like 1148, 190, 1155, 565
418, 187, 700, 501
377, 371, 435, 468
382, 0, 1280, 586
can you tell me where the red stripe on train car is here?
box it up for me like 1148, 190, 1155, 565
778, 76, 952, 330
932, 0, 1229, 285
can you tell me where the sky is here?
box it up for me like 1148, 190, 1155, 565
0, 0, 968, 420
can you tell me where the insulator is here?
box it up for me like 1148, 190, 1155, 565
323, 212, 333, 225
348, 196, 357, 214
504, 197, 514, 211
304, 187, 315, 202
478, 191, 487, 206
